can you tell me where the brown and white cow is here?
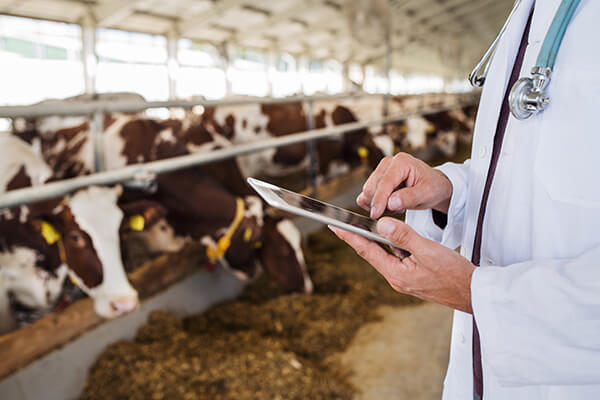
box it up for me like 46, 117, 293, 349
13, 113, 313, 294
187, 99, 393, 180
0, 135, 139, 333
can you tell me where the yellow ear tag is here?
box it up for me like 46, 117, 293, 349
129, 215, 145, 232
243, 228, 253, 242
400, 125, 408, 133
358, 146, 369, 160
254, 241, 263, 249
41, 221, 61, 245
426, 125, 435, 134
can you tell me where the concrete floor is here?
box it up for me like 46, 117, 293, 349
335, 302, 454, 400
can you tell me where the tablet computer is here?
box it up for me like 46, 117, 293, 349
248, 177, 409, 256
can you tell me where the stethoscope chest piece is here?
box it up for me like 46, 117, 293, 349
471, 0, 582, 121
509, 66, 551, 120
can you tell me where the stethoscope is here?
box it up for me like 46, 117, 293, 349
469, 0, 582, 120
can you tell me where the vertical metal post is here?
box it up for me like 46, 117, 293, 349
305, 99, 319, 192
219, 42, 234, 97
360, 63, 367, 92
91, 110, 105, 172
342, 60, 351, 92
298, 55, 309, 95
266, 48, 277, 97
383, 21, 392, 133
167, 29, 179, 101
81, 15, 97, 95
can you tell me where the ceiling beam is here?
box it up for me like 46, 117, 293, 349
234, 0, 320, 35
178, 0, 250, 36
94, 0, 150, 26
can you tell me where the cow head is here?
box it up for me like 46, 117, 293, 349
391, 116, 435, 151
430, 131, 458, 158
32, 186, 138, 318
257, 215, 313, 294
119, 200, 186, 254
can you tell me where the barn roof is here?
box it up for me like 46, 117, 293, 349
0, 0, 515, 78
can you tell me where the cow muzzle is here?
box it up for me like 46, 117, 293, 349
106, 294, 139, 317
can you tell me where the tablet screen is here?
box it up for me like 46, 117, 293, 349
276, 186, 379, 232
248, 178, 379, 234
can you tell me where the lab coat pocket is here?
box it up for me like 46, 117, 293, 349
534, 66, 600, 208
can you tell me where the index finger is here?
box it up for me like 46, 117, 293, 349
360, 156, 393, 208
370, 165, 410, 218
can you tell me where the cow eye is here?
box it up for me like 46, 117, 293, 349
68, 232, 86, 248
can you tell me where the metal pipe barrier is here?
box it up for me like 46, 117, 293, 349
0, 93, 399, 119
0, 99, 478, 210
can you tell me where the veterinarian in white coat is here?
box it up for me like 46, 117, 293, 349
330, 0, 600, 399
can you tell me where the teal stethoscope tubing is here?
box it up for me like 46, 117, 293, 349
537, 0, 582, 70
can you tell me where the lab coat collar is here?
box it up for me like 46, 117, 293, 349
473, 0, 535, 149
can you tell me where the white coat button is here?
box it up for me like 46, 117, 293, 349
479, 145, 487, 159
460, 333, 466, 344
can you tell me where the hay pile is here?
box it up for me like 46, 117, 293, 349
81, 228, 421, 400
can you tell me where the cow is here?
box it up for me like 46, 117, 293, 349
187, 99, 393, 180
0, 135, 141, 334
12, 112, 313, 294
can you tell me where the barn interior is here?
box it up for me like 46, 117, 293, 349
0, 1, 514, 399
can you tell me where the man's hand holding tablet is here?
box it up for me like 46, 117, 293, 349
249, 152, 475, 315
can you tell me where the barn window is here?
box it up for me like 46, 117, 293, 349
95, 28, 168, 101
271, 53, 301, 97
0, 15, 83, 107
363, 65, 388, 94
229, 47, 269, 97
177, 39, 226, 99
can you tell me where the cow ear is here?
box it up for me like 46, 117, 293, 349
119, 200, 167, 233
28, 197, 65, 220
113, 184, 123, 198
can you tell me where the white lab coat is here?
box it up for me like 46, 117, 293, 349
406, 0, 600, 399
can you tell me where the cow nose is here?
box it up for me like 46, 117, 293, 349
109, 295, 138, 315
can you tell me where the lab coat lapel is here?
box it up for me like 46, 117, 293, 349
473, 0, 535, 146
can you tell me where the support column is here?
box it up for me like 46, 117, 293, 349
298, 55, 309, 95
360, 63, 367, 92
383, 25, 392, 117
219, 42, 234, 97
167, 30, 179, 100
81, 15, 97, 95
266, 49, 277, 97
342, 61, 352, 92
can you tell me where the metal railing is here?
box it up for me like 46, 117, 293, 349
0, 92, 479, 209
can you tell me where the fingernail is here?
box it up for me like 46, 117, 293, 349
370, 206, 377, 218
388, 196, 402, 211
370, 205, 380, 219
377, 219, 395, 236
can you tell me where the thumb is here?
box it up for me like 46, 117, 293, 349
377, 217, 423, 252
387, 185, 429, 211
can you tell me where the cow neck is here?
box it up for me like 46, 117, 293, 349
471, 10, 534, 399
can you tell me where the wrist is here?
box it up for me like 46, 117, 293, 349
431, 170, 453, 214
